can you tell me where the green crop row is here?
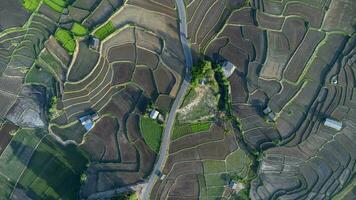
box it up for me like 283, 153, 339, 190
55, 28, 76, 54
94, 21, 116, 40
172, 121, 211, 140
23, 0, 68, 13
23, 0, 41, 11
71, 22, 88, 36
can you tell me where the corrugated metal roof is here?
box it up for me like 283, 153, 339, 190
324, 118, 342, 131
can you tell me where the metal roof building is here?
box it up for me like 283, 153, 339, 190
150, 110, 159, 119
79, 113, 100, 131
324, 118, 342, 131
89, 37, 100, 50
79, 115, 94, 131
221, 61, 236, 78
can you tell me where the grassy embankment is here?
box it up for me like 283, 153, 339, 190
140, 117, 163, 153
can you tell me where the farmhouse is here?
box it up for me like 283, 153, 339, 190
267, 112, 276, 122
263, 107, 272, 115
263, 107, 276, 122
79, 113, 100, 131
228, 181, 238, 190
221, 61, 236, 78
323, 118, 342, 131
150, 110, 159, 120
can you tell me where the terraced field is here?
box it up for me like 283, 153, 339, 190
152, 0, 356, 199
0, 0, 185, 199
151, 120, 254, 199
0, 0, 354, 199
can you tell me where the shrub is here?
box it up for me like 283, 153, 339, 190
213, 64, 231, 112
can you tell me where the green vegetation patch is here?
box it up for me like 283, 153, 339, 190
111, 191, 138, 200
180, 88, 197, 108
43, 0, 68, 13
203, 160, 226, 174
23, 0, 41, 11
55, 28, 76, 54
18, 136, 88, 199
37, 49, 66, 80
191, 60, 218, 90
205, 174, 227, 187
25, 64, 56, 93
207, 186, 225, 198
48, 96, 62, 120
140, 117, 163, 153
226, 149, 251, 172
94, 21, 116, 40
71, 22, 88, 36
172, 121, 211, 140
0, 129, 45, 198
212, 64, 231, 112
199, 149, 254, 199
50, 121, 86, 143
177, 87, 218, 123
198, 175, 207, 199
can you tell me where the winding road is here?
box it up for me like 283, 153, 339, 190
141, 0, 192, 199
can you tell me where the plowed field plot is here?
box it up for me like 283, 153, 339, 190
0, 0, 30, 29
67, 41, 100, 81
0, 121, 18, 154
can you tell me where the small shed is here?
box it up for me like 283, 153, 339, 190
229, 181, 238, 190
159, 174, 166, 180
267, 112, 276, 122
150, 110, 159, 119
221, 61, 236, 78
91, 113, 99, 121
89, 37, 100, 50
324, 118, 342, 131
263, 107, 272, 115
79, 113, 100, 131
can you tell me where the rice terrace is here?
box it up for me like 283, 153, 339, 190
0, 0, 355, 199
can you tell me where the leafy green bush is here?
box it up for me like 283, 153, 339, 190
191, 60, 214, 87
213, 64, 231, 112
